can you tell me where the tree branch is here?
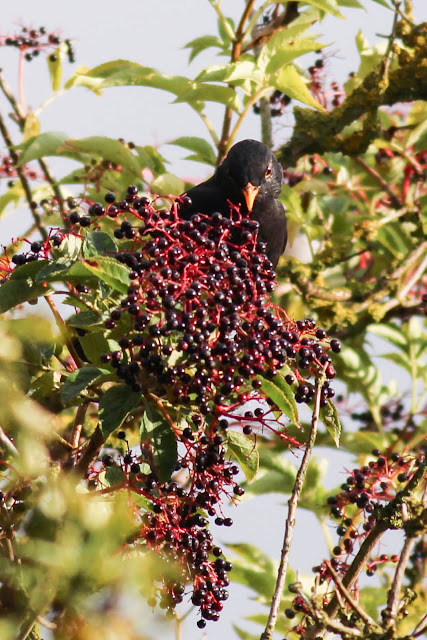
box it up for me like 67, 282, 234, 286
260, 369, 324, 639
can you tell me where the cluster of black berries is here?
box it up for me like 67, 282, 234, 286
97, 429, 239, 627
67, 187, 339, 411
326, 449, 422, 562
8, 232, 62, 268
0, 26, 75, 63
253, 89, 291, 117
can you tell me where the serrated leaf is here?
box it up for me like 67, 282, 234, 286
65, 60, 201, 108
140, 404, 177, 482
259, 370, 299, 424
9, 259, 50, 281
174, 83, 241, 112
17, 132, 69, 166
320, 400, 342, 446
275, 65, 326, 111
58, 137, 141, 176
266, 39, 326, 74
134, 145, 166, 176
99, 384, 141, 439
226, 431, 259, 481
78, 333, 113, 366
196, 61, 262, 85
57, 234, 83, 261
61, 366, 108, 404
83, 231, 117, 257
170, 136, 217, 166
67, 310, 102, 328
258, 30, 325, 73
184, 35, 224, 63
35, 262, 70, 284
73, 256, 131, 294
151, 173, 185, 196
104, 465, 125, 487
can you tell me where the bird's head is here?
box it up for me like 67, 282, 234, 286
215, 139, 283, 212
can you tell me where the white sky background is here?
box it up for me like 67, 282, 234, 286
0, 1, 425, 638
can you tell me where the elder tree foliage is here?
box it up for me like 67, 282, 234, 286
0, 2, 426, 640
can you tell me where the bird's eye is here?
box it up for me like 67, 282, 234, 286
265, 165, 272, 178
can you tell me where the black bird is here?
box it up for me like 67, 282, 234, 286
177, 139, 287, 268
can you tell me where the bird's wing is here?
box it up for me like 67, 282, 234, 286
178, 177, 230, 218
252, 199, 287, 268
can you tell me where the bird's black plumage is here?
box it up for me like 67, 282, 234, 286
177, 139, 287, 268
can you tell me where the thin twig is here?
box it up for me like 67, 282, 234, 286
381, 0, 400, 81
353, 156, 403, 209
386, 535, 416, 621
0, 110, 48, 240
326, 561, 381, 630
260, 368, 325, 640
70, 402, 89, 463
147, 393, 182, 438
0, 73, 65, 213
45, 294, 82, 369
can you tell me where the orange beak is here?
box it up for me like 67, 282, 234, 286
241, 182, 260, 212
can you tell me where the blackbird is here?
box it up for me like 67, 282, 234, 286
177, 139, 287, 268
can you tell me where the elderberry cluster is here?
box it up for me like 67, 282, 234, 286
71, 187, 339, 411
0, 26, 75, 63
253, 89, 291, 117
96, 429, 240, 627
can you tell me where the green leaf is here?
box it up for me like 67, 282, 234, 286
99, 384, 141, 439
259, 371, 299, 424
266, 39, 326, 74
17, 132, 69, 166
377, 223, 410, 259
226, 431, 259, 481
104, 465, 125, 487
170, 136, 217, 166
337, 0, 363, 6
83, 231, 117, 257
379, 352, 411, 374
134, 145, 167, 176
69, 257, 131, 294
275, 65, 326, 111
34, 262, 70, 284
258, 29, 325, 73
369, 0, 391, 7
57, 234, 83, 261
65, 60, 201, 108
0, 183, 25, 217
368, 323, 407, 349
58, 137, 141, 176
47, 47, 62, 91
233, 626, 260, 640
61, 366, 108, 404
140, 404, 177, 482
227, 543, 276, 598
304, 0, 344, 17
67, 310, 102, 328
78, 333, 113, 366
320, 400, 342, 446
151, 173, 185, 196
196, 61, 262, 85
184, 35, 225, 63
174, 83, 241, 112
